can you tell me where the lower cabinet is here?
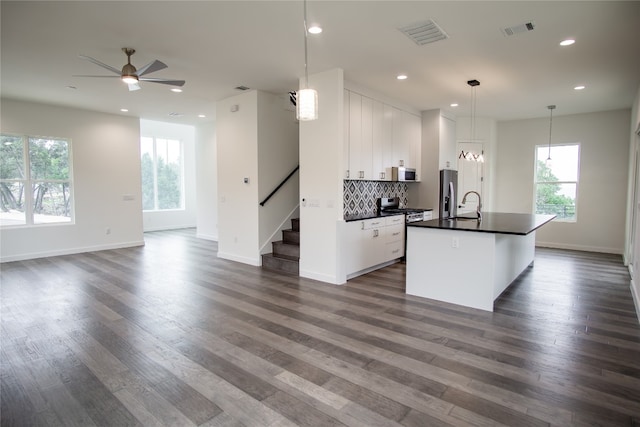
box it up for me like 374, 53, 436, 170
345, 215, 405, 278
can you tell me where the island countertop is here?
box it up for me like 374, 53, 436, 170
407, 212, 555, 236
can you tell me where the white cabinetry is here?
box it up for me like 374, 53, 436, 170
347, 92, 373, 180
345, 215, 405, 278
438, 114, 457, 170
344, 89, 420, 181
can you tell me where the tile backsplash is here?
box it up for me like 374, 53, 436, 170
343, 180, 408, 217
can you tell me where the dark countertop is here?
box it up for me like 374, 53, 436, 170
345, 208, 433, 222
407, 212, 555, 235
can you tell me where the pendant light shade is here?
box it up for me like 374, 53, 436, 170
297, 0, 318, 121
297, 88, 318, 121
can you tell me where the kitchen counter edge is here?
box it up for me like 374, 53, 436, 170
406, 212, 556, 235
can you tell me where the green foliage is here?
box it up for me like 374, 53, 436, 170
141, 142, 182, 211
536, 160, 575, 219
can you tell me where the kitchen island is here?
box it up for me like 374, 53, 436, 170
406, 212, 555, 311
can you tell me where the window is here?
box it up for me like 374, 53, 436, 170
535, 143, 580, 222
141, 137, 184, 211
0, 134, 73, 226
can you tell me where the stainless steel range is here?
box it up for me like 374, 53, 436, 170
376, 197, 429, 223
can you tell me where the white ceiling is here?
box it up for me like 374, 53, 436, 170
2, 1, 639, 126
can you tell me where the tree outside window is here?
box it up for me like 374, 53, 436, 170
535, 144, 580, 222
0, 134, 73, 226
141, 137, 183, 211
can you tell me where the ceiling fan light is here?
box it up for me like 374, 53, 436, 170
122, 75, 138, 84
296, 88, 318, 121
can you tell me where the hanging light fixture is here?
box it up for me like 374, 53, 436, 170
546, 105, 556, 162
296, 0, 318, 121
458, 79, 484, 163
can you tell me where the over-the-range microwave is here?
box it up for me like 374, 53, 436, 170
391, 166, 417, 181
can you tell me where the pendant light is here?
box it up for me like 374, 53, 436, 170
546, 105, 556, 162
296, 0, 318, 121
458, 79, 484, 163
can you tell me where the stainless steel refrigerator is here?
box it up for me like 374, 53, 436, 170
439, 169, 458, 219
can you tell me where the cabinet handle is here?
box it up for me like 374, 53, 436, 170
393, 232, 400, 236
392, 249, 400, 254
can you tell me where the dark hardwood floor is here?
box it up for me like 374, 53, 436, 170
2, 228, 639, 426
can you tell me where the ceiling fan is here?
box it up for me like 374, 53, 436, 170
75, 47, 185, 91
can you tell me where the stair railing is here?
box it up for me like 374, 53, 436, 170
259, 165, 299, 206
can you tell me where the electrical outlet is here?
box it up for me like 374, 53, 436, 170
452, 237, 459, 248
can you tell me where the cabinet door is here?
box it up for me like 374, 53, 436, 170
392, 107, 409, 168
349, 92, 362, 179
345, 220, 384, 274
371, 100, 387, 180
405, 111, 422, 174
360, 96, 373, 180
344, 89, 350, 179
439, 114, 457, 170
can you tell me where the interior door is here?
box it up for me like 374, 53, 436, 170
457, 141, 484, 214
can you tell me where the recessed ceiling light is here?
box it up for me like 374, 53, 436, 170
560, 39, 575, 46
120, 108, 129, 112
198, 114, 206, 118
397, 74, 408, 80
574, 85, 586, 90
308, 25, 322, 34
450, 103, 459, 107
171, 88, 183, 93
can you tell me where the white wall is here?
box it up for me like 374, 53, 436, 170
299, 68, 346, 284
140, 119, 197, 232
257, 92, 299, 253
195, 121, 218, 241
0, 99, 144, 261
496, 109, 631, 254
625, 85, 640, 321
216, 90, 260, 265
456, 116, 498, 211
216, 90, 298, 265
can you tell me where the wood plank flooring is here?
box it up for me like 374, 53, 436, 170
1, 228, 639, 426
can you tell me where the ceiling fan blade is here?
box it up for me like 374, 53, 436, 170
128, 82, 141, 91
78, 54, 121, 75
139, 78, 185, 87
72, 75, 121, 78
136, 60, 167, 77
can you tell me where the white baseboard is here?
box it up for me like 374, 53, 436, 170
217, 251, 261, 267
196, 232, 218, 241
0, 240, 145, 263
631, 280, 640, 325
143, 224, 196, 232
535, 241, 622, 255
299, 268, 345, 285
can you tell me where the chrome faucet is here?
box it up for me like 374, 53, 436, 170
461, 191, 482, 221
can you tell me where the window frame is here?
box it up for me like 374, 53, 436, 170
140, 136, 185, 212
534, 142, 580, 223
0, 133, 75, 228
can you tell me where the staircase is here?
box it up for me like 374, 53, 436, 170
261, 218, 299, 275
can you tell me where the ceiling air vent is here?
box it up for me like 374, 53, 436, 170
235, 85, 250, 91
398, 19, 449, 46
500, 21, 535, 37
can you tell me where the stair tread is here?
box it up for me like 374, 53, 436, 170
263, 253, 299, 262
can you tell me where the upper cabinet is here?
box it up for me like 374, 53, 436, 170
438, 114, 457, 170
344, 89, 421, 181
